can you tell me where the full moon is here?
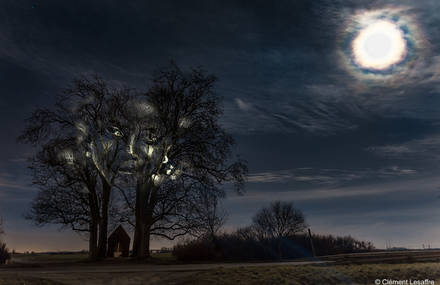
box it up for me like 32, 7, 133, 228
352, 20, 407, 70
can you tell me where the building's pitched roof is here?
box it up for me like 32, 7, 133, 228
109, 225, 130, 241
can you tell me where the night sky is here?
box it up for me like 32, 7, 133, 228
1, 0, 440, 252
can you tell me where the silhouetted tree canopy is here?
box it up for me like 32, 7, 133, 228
112, 63, 247, 258
252, 201, 307, 239
19, 63, 247, 259
19, 75, 131, 259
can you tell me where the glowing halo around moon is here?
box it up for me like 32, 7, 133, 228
352, 20, 406, 70
339, 7, 427, 84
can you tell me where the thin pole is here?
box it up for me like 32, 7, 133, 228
308, 228, 316, 257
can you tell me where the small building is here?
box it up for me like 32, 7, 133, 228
107, 225, 130, 257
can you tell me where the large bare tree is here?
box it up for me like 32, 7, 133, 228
112, 174, 228, 245
19, 75, 129, 259
25, 137, 102, 259
113, 63, 247, 258
20, 64, 247, 260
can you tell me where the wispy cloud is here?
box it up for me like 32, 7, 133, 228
234, 98, 252, 111
248, 166, 417, 185
224, 91, 367, 135
230, 173, 440, 204
8, 157, 28, 164
0, 173, 33, 200
367, 134, 440, 159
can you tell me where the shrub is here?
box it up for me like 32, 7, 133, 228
0, 242, 11, 264
173, 239, 220, 261
173, 230, 375, 262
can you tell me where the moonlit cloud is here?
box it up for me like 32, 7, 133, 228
367, 134, 440, 159
248, 166, 417, 185
0, 173, 33, 201
230, 173, 439, 203
234, 98, 252, 111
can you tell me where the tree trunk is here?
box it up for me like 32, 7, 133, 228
133, 180, 154, 259
134, 220, 152, 258
88, 185, 100, 260
144, 226, 151, 257
97, 180, 111, 258
132, 180, 149, 258
88, 218, 99, 260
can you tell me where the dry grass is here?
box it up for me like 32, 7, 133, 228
0, 274, 64, 285
2, 252, 440, 284
0, 271, 192, 285
1, 263, 439, 284
10, 251, 175, 265
180, 262, 440, 285
11, 253, 89, 264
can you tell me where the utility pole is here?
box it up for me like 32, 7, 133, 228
308, 228, 316, 257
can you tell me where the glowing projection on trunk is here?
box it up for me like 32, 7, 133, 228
124, 99, 183, 190
340, 7, 427, 83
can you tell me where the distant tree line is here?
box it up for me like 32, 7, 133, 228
19, 63, 247, 260
0, 217, 11, 264
173, 201, 375, 261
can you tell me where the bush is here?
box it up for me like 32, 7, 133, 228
173, 230, 375, 262
173, 239, 219, 261
0, 242, 11, 264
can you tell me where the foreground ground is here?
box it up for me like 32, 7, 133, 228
0, 250, 440, 284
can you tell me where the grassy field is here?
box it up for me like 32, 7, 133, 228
1, 262, 440, 284
11, 252, 90, 264
1, 251, 440, 284
179, 262, 440, 285
0, 274, 64, 285
9, 251, 175, 265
